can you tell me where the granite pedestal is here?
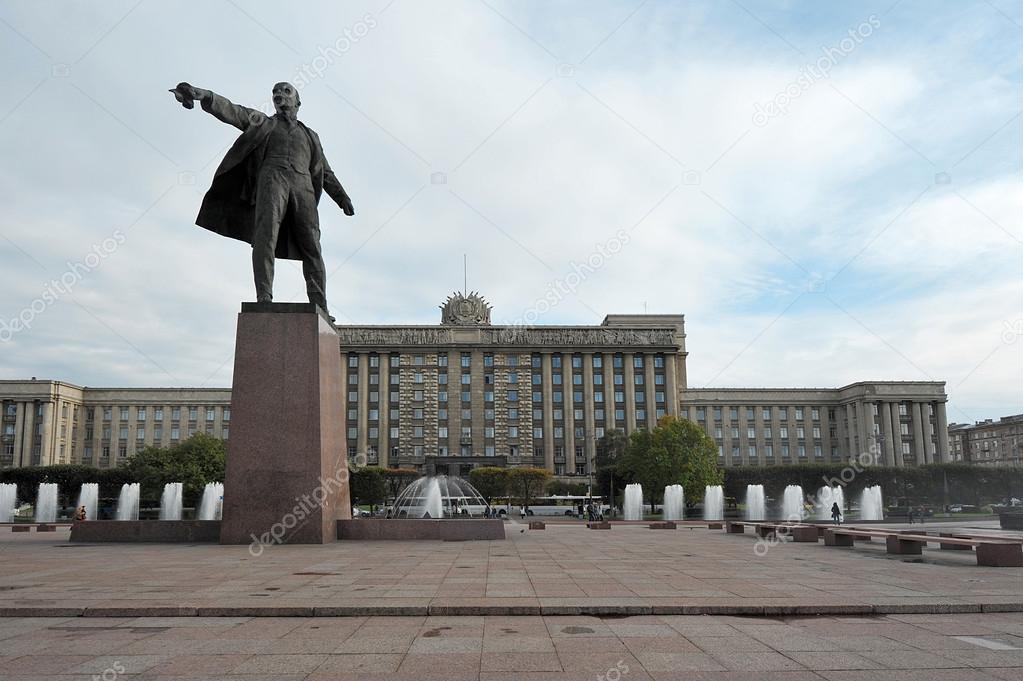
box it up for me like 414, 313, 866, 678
219, 303, 350, 545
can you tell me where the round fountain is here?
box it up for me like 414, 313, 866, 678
663, 484, 684, 521
76, 483, 98, 521
34, 483, 58, 523
0, 483, 17, 523
745, 484, 765, 521
623, 483, 644, 520
781, 485, 805, 521
116, 483, 140, 521
816, 486, 845, 521
391, 475, 488, 518
703, 485, 724, 521
859, 485, 884, 520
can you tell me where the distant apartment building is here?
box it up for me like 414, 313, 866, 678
949, 414, 1023, 466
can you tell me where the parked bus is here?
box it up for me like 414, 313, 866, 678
493, 495, 610, 517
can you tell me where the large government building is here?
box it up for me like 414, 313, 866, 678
0, 293, 951, 475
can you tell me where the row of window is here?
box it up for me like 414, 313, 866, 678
347, 353, 668, 369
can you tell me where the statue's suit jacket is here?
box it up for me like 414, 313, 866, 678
195, 92, 351, 261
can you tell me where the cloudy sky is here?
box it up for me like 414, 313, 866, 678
1, 0, 1021, 425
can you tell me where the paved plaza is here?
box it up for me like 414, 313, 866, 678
1, 520, 1022, 616
3, 520, 1023, 678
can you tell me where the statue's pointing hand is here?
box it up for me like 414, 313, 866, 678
169, 82, 201, 109
340, 196, 355, 217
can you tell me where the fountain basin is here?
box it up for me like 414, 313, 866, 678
337, 518, 505, 541
70, 520, 221, 543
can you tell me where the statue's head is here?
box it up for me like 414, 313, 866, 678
272, 82, 300, 115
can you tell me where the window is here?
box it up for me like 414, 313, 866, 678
507, 355, 519, 367
414, 390, 424, 401
461, 409, 472, 420
594, 392, 604, 403
171, 427, 180, 440
532, 374, 542, 385
749, 445, 757, 458
813, 426, 821, 439
484, 391, 494, 403
764, 426, 772, 438
532, 355, 541, 368
812, 408, 820, 420
593, 355, 603, 368
615, 391, 624, 403
654, 374, 664, 385
414, 372, 423, 383
746, 408, 754, 420
635, 375, 644, 385
594, 374, 603, 385
613, 355, 623, 368
636, 409, 646, 421
348, 374, 359, 385
484, 353, 494, 367
390, 426, 399, 438
189, 407, 198, 421
729, 407, 738, 420
508, 408, 519, 420
137, 408, 146, 421
412, 408, 423, 419
765, 444, 773, 457
779, 408, 788, 420
413, 426, 424, 437
438, 374, 448, 384
552, 355, 562, 368
795, 407, 804, 420
461, 391, 471, 402
485, 427, 495, 438
509, 426, 519, 438
780, 426, 789, 439
633, 355, 644, 368
136, 429, 145, 440
507, 390, 519, 402
461, 353, 471, 367
206, 407, 215, 421
798, 444, 806, 458
747, 427, 755, 439
508, 372, 518, 384
413, 354, 424, 366
797, 426, 805, 439
635, 391, 644, 403
348, 427, 358, 439
348, 355, 358, 368
391, 354, 401, 367
369, 354, 380, 368
119, 426, 128, 439
614, 374, 624, 385
553, 374, 562, 385
438, 426, 448, 438
534, 427, 543, 438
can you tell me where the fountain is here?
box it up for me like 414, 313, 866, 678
0, 483, 17, 523
159, 482, 183, 520
76, 483, 98, 521
116, 483, 140, 521
34, 483, 58, 523
745, 484, 765, 520
781, 484, 805, 521
197, 482, 224, 520
623, 483, 643, 520
663, 484, 684, 521
703, 485, 723, 521
391, 475, 488, 518
859, 485, 884, 520
816, 486, 845, 521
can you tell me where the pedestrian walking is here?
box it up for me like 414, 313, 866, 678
830, 502, 842, 526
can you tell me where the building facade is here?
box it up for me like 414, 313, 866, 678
0, 380, 230, 469
0, 293, 952, 474
949, 415, 1023, 466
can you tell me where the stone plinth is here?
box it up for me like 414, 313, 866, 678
337, 519, 504, 540
71, 520, 220, 543
220, 303, 350, 545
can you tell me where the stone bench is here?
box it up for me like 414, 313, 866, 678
587, 522, 611, 530
649, 521, 677, 529
707, 522, 723, 530
824, 528, 1023, 567
36, 524, 56, 532
528, 521, 546, 530
11, 525, 29, 533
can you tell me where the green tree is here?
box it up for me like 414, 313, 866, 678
120, 433, 225, 507
468, 467, 511, 503
383, 468, 420, 501
594, 429, 629, 509
617, 416, 723, 513
546, 480, 588, 496
508, 467, 551, 512
349, 466, 388, 512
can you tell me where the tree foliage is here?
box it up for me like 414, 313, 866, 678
349, 466, 388, 510
468, 467, 511, 502
383, 468, 420, 501
120, 433, 225, 506
507, 467, 551, 510
594, 429, 629, 506
616, 416, 723, 510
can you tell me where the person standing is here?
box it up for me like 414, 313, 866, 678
830, 502, 842, 526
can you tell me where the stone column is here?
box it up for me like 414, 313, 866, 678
845, 403, 857, 456
378, 355, 389, 467
645, 358, 656, 428
856, 401, 872, 461
880, 401, 896, 466
892, 402, 905, 466
602, 353, 615, 432
582, 353, 595, 476
665, 354, 679, 417
541, 352, 555, 472
12, 402, 26, 468
564, 370, 576, 475
912, 402, 926, 464
39, 401, 54, 466
470, 349, 485, 456
357, 352, 369, 461
936, 401, 950, 463
624, 353, 637, 434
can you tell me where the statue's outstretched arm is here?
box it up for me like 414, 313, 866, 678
169, 82, 266, 131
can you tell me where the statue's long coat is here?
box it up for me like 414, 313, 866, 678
195, 92, 351, 261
